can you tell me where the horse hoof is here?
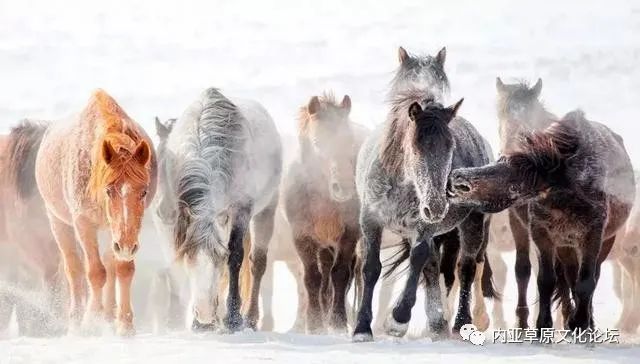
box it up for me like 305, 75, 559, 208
260, 316, 274, 332
473, 312, 490, 332
191, 319, 216, 332
224, 315, 244, 333
116, 322, 135, 337
352, 332, 374, 342
384, 316, 409, 337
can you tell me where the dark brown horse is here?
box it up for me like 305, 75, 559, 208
283, 92, 365, 333
495, 78, 557, 328
450, 111, 635, 331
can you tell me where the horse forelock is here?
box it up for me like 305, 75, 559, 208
86, 90, 150, 204
172, 88, 244, 261
380, 88, 441, 175
506, 117, 580, 188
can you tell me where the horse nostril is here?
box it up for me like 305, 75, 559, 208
423, 207, 431, 219
331, 182, 341, 194
631, 246, 639, 256
131, 244, 139, 255
454, 182, 471, 193
113, 242, 121, 253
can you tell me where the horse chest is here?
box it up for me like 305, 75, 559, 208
369, 183, 420, 234
308, 197, 346, 247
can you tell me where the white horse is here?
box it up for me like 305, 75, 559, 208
152, 88, 281, 331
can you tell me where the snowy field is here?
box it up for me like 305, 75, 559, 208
1, 0, 640, 362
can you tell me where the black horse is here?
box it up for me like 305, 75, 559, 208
449, 111, 635, 331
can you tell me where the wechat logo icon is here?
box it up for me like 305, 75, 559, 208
460, 323, 486, 346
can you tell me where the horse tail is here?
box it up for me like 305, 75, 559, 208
5, 120, 48, 199
382, 238, 411, 279
239, 232, 252, 313
552, 260, 571, 310
481, 252, 501, 300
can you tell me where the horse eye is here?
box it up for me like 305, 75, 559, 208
508, 185, 518, 195
141, 190, 148, 199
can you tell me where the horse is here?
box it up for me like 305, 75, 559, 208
0, 127, 67, 336
611, 177, 640, 334
34, 90, 157, 335
449, 111, 635, 332
494, 77, 558, 328
155, 88, 281, 332
353, 45, 493, 342
282, 92, 365, 333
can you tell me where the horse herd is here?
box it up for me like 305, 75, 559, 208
1, 46, 640, 343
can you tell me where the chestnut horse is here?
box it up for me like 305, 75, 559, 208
0, 128, 67, 336
283, 92, 366, 333
34, 90, 157, 335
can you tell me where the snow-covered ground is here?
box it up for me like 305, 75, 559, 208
1, 0, 640, 362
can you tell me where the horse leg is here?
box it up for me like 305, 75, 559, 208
329, 229, 358, 332
471, 219, 491, 331
631, 260, 640, 333
102, 249, 116, 323
48, 214, 85, 328
528, 223, 555, 332
567, 229, 603, 331
422, 238, 448, 338
73, 218, 105, 326
319, 248, 334, 318
386, 234, 435, 337
286, 258, 307, 332
373, 276, 395, 334
114, 259, 135, 335
437, 231, 459, 326
510, 206, 531, 329
352, 211, 382, 342
245, 201, 276, 331
260, 257, 275, 331
556, 247, 578, 329
452, 212, 484, 333
487, 248, 508, 329
223, 207, 251, 332
294, 235, 324, 334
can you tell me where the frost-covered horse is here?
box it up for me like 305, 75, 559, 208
35, 90, 157, 335
450, 111, 635, 331
283, 92, 366, 333
155, 88, 281, 331
353, 46, 493, 341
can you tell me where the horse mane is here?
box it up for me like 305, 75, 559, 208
86, 89, 150, 203
380, 87, 442, 174
506, 112, 582, 189
174, 88, 245, 260
4, 120, 49, 199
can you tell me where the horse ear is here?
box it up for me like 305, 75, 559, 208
133, 140, 151, 166
341, 95, 351, 115
408, 102, 422, 122
398, 46, 409, 64
496, 77, 506, 92
155, 117, 168, 138
436, 47, 446, 66
532, 78, 543, 97
308, 96, 321, 115
448, 98, 464, 120
102, 140, 117, 165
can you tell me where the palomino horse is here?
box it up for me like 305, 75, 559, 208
450, 111, 635, 331
353, 47, 492, 342
155, 88, 281, 331
34, 90, 157, 335
0, 123, 67, 336
283, 92, 365, 333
